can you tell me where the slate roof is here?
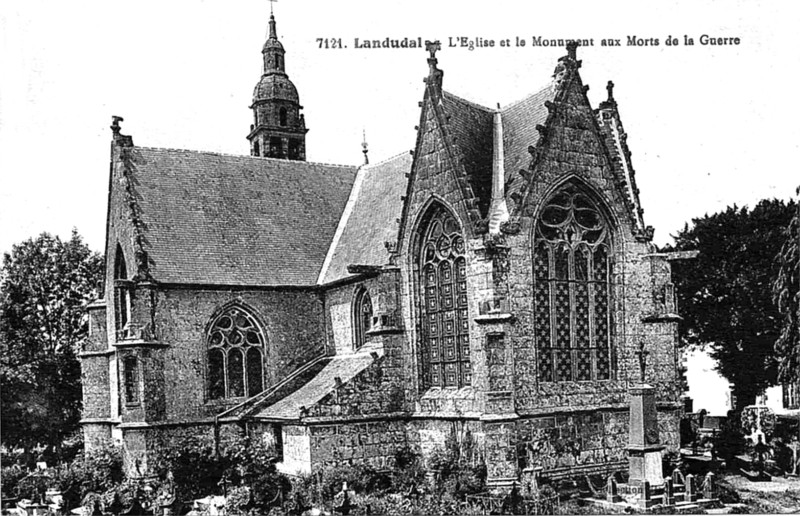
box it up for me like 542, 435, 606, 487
441, 92, 494, 216
501, 83, 555, 201
433, 84, 555, 214
250, 351, 376, 420
319, 152, 411, 284
124, 147, 358, 286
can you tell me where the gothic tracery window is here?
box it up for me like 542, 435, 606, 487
207, 306, 265, 400
418, 205, 471, 389
533, 184, 613, 382
353, 288, 373, 350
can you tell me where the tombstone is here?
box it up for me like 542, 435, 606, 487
663, 477, 675, 506
606, 475, 621, 503
637, 480, 653, 508
333, 481, 356, 516
702, 472, 716, 500
789, 439, 800, 476
684, 474, 697, 503
671, 467, 685, 488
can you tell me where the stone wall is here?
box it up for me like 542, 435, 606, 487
117, 287, 327, 423
310, 420, 407, 470
81, 353, 111, 420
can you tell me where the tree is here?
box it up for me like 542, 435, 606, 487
774, 188, 800, 384
0, 230, 103, 457
667, 199, 797, 409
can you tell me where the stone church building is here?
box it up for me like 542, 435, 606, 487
80, 13, 684, 486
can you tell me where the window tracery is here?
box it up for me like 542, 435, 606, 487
533, 184, 613, 382
207, 306, 265, 400
418, 205, 471, 388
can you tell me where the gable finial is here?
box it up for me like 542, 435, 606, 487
425, 39, 441, 60
361, 128, 369, 165
606, 80, 615, 102
566, 40, 579, 60
423, 40, 444, 90
111, 115, 124, 136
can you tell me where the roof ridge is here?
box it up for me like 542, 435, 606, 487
363, 150, 412, 169
442, 90, 494, 113
500, 81, 554, 112
132, 145, 358, 169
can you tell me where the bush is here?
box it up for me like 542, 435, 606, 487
149, 434, 290, 513
54, 445, 124, 510
149, 436, 229, 502
1, 463, 29, 500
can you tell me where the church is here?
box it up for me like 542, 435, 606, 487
80, 11, 684, 487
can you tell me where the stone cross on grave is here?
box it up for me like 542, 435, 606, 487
635, 341, 650, 384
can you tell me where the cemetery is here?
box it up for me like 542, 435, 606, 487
4, 363, 800, 515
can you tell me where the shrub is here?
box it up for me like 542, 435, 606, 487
149, 436, 228, 502
54, 445, 124, 510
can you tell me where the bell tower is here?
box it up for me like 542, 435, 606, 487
247, 12, 307, 160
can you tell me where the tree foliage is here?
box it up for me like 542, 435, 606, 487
773, 188, 800, 384
667, 199, 797, 408
0, 230, 103, 454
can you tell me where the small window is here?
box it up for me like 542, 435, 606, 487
288, 139, 300, 160
353, 288, 373, 350
253, 140, 261, 156
269, 137, 282, 158
123, 356, 140, 405
279, 108, 288, 127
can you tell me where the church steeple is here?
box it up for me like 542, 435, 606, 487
247, 11, 307, 160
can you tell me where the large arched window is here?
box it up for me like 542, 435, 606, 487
417, 204, 471, 389
533, 184, 612, 382
207, 306, 265, 400
353, 288, 373, 350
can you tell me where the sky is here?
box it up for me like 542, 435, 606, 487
1, 0, 799, 258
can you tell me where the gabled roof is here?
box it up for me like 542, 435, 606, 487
440, 92, 494, 215
501, 84, 555, 201
121, 146, 357, 287
318, 152, 411, 284
432, 84, 555, 212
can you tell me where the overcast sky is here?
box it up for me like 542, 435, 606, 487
1, 0, 798, 258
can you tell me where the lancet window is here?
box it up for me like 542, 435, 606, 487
418, 205, 471, 389
353, 288, 373, 350
533, 184, 613, 382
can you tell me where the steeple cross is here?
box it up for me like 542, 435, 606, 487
425, 40, 441, 59
635, 341, 650, 383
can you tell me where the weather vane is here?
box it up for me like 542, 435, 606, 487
269, 0, 277, 15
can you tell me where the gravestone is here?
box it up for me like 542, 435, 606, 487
739, 405, 775, 481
